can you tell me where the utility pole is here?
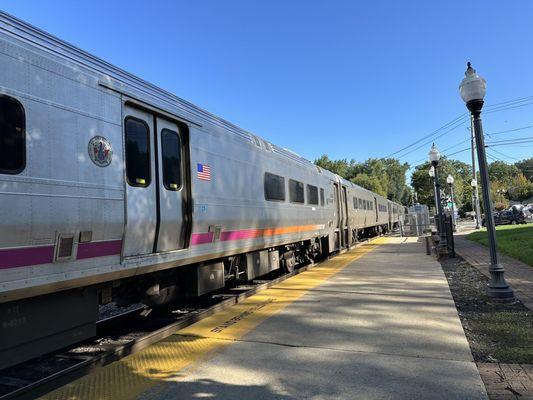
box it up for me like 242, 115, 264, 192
470, 116, 481, 229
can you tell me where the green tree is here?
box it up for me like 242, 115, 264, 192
351, 173, 386, 196
488, 161, 520, 187
509, 173, 533, 201
515, 157, 533, 182
314, 155, 350, 177
411, 158, 473, 213
314, 155, 410, 204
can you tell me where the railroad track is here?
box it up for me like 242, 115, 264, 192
0, 236, 381, 400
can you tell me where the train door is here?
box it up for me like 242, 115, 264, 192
342, 186, 349, 247
122, 105, 157, 257
388, 202, 392, 231
332, 182, 341, 250
374, 198, 379, 223
122, 104, 189, 257
155, 117, 187, 252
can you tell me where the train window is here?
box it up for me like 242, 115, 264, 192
0, 96, 25, 174
358, 198, 363, 209
264, 172, 285, 201
125, 117, 151, 187
320, 188, 325, 206
289, 179, 305, 203
161, 129, 182, 190
353, 197, 357, 209
307, 184, 319, 205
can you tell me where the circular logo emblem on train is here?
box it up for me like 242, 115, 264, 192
88, 136, 113, 167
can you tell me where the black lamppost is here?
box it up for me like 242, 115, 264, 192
447, 174, 457, 232
459, 62, 514, 300
428, 166, 438, 216
429, 144, 448, 252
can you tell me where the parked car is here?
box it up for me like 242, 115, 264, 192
481, 212, 499, 227
483, 208, 531, 226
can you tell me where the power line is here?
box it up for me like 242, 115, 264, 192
394, 119, 468, 159
483, 95, 533, 109
485, 124, 533, 137
382, 114, 469, 158
486, 135, 533, 144
384, 94, 533, 160
407, 146, 471, 170
487, 139, 533, 147
486, 152, 499, 162
484, 100, 533, 115
446, 147, 471, 157
490, 148, 520, 161
441, 137, 471, 153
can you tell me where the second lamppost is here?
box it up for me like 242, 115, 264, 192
428, 166, 439, 220
471, 179, 481, 229
447, 174, 457, 232
428, 144, 448, 252
459, 62, 514, 300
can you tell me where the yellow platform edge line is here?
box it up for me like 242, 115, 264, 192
42, 237, 388, 400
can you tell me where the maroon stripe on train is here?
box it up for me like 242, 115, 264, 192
0, 240, 123, 270
77, 240, 123, 260
0, 245, 55, 270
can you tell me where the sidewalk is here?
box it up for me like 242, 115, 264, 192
45, 237, 487, 400
454, 232, 533, 310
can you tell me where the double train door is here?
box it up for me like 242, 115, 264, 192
341, 186, 349, 247
332, 182, 349, 250
122, 103, 189, 257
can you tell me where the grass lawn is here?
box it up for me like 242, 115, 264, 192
466, 224, 533, 267
442, 257, 533, 363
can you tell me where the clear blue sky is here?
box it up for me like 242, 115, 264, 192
1, 1, 532, 176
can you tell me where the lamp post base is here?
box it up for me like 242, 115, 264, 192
487, 263, 515, 300
437, 242, 449, 258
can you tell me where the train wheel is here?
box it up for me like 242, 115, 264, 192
281, 251, 296, 273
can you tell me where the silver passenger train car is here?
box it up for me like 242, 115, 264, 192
0, 12, 405, 368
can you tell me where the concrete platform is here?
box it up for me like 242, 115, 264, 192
44, 237, 488, 400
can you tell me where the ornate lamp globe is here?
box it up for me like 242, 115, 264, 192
429, 166, 435, 178
446, 174, 454, 185
471, 179, 477, 188
459, 62, 486, 109
428, 143, 441, 164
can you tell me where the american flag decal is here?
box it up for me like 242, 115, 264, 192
197, 163, 211, 181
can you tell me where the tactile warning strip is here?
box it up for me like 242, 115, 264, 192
41, 237, 387, 400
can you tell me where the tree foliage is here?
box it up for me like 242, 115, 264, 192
488, 161, 520, 187
411, 158, 473, 213
508, 173, 533, 202
515, 157, 533, 182
314, 155, 410, 204
314, 154, 533, 211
